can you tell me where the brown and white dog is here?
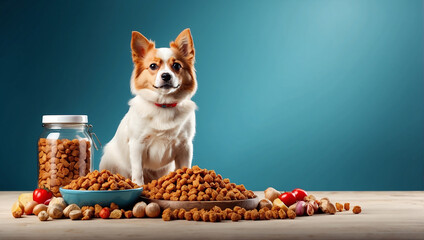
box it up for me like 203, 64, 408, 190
99, 29, 197, 185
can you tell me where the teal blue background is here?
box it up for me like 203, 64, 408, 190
1, 0, 423, 191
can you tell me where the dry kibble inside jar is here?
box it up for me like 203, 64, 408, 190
38, 138, 91, 196
142, 165, 256, 201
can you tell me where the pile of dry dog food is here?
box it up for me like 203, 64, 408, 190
142, 165, 256, 201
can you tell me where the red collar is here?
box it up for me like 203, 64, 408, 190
154, 102, 178, 108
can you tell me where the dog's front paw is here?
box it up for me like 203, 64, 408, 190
132, 176, 144, 186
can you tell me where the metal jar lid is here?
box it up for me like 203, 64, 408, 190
42, 115, 88, 124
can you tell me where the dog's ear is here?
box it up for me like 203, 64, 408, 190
131, 31, 154, 61
171, 28, 195, 63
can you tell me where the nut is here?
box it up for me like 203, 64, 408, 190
24, 201, 38, 215
69, 210, 82, 220
50, 197, 67, 210
327, 203, 337, 214
132, 202, 147, 218
38, 210, 49, 221
145, 203, 161, 218
304, 194, 316, 202
63, 204, 80, 218
33, 204, 48, 216
288, 203, 297, 212
47, 204, 63, 219
319, 199, 336, 214
264, 187, 281, 202
257, 199, 273, 209
110, 209, 122, 219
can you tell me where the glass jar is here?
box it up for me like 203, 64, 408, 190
38, 115, 97, 197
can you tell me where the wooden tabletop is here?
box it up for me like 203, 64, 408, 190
1, 191, 423, 240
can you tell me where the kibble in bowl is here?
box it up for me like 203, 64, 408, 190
62, 170, 140, 190
60, 170, 142, 208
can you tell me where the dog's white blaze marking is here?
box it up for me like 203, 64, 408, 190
155, 48, 179, 90
157, 48, 173, 61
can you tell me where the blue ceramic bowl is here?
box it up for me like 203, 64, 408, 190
60, 187, 143, 209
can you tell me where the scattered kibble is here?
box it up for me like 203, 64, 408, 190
352, 206, 362, 214
160, 205, 299, 222
124, 210, 133, 218
287, 209, 296, 219
335, 202, 344, 212
344, 203, 350, 211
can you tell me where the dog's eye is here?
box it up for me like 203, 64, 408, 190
150, 63, 158, 70
172, 62, 182, 71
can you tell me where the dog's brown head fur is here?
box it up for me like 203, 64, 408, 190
130, 29, 197, 102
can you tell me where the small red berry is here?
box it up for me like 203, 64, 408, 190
99, 207, 110, 219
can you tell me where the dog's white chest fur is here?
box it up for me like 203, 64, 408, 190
100, 95, 196, 185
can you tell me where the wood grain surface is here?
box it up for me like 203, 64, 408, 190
1, 191, 423, 240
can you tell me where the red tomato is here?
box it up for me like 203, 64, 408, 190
99, 208, 110, 219
292, 188, 308, 201
278, 192, 297, 206
33, 188, 53, 204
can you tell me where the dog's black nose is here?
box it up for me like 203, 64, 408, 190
161, 73, 171, 82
